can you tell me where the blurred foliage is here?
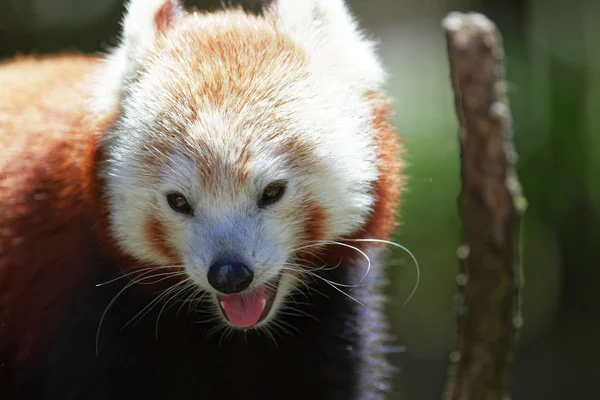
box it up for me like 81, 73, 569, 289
1, 0, 598, 398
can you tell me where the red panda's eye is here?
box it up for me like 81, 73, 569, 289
167, 192, 192, 214
259, 181, 286, 208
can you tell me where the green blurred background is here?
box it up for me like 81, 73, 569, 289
1, 0, 598, 398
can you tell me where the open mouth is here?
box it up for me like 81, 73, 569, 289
216, 272, 282, 328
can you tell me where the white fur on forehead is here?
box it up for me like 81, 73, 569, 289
270, 0, 386, 91
180, 84, 378, 239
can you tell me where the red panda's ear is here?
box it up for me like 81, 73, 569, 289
267, 0, 385, 91
91, 0, 187, 116
121, 0, 186, 52
153, 0, 186, 33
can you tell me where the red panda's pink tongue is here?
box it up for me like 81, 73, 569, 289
221, 292, 265, 328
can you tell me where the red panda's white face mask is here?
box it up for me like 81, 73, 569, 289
97, 0, 386, 329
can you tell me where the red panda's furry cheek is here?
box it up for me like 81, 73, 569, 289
303, 201, 327, 244
315, 92, 403, 265
144, 216, 181, 264
351, 91, 404, 244
294, 201, 328, 265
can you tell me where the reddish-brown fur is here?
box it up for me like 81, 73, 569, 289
0, 55, 108, 386
144, 217, 181, 264
359, 91, 405, 242
302, 201, 328, 243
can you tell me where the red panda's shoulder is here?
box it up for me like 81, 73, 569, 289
0, 53, 110, 369
0, 53, 103, 238
0, 53, 101, 150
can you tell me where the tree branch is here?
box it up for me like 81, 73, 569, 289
441, 12, 527, 400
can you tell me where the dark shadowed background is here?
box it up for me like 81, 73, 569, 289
1, 0, 598, 398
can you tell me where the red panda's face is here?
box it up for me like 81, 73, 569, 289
97, 0, 387, 330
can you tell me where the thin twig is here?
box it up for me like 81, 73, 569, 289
441, 11, 527, 400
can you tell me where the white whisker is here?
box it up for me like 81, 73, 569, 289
155, 279, 194, 339
95, 269, 187, 355
121, 278, 189, 331
343, 238, 420, 307
290, 240, 373, 287
176, 285, 206, 318
95, 265, 183, 287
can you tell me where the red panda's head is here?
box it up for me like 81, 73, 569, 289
93, 0, 399, 330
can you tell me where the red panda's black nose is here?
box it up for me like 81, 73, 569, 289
207, 260, 254, 294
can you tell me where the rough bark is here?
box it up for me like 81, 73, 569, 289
441, 12, 526, 400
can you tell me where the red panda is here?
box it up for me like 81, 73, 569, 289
0, 0, 403, 399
